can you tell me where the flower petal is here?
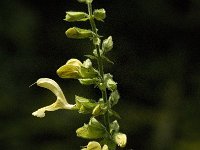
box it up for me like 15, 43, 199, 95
36, 78, 67, 104
32, 78, 76, 118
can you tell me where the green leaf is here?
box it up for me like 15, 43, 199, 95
109, 90, 120, 106
93, 9, 106, 21
64, 11, 88, 22
76, 117, 106, 139
65, 27, 93, 39
102, 36, 113, 52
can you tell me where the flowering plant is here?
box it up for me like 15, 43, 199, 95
32, 0, 127, 149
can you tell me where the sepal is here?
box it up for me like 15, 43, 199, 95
76, 117, 106, 139
75, 96, 97, 114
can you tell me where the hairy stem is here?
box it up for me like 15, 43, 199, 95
87, 2, 110, 132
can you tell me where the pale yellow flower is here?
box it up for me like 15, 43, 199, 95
32, 78, 76, 118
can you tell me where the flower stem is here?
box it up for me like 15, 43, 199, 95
87, 3, 110, 132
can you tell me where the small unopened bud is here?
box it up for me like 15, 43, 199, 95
102, 145, 109, 150
65, 27, 93, 39
113, 132, 127, 148
94, 9, 106, 21
102, 36, 113, 52
87, 141, 101, 150
64, 11, 88, 22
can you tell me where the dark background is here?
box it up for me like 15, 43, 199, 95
0, 0, 200, 149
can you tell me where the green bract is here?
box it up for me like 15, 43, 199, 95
65, 27, 93, 39
94, 9, 106, 21
64, 11, 88, 22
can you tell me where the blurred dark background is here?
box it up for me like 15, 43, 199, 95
0, 0, 200, 149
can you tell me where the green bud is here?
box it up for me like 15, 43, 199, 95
64, 11, 88, 22
110, 120, 119, 134
102, 36, 113, 52
113, 132, 127, 148
65, 27, 93, 39
109, 90, 120, 106
104, 74, 117, 91
87, 141, 101, 150
94, 9, 106, 21
57, 59, 82, 79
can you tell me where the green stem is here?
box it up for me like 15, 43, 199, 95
87, 3, 110, 132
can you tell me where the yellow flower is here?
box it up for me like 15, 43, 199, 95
32, 78, 76, 118
57, 59, 82, 79
81, 141, 101, 150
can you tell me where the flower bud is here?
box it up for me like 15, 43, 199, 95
102, 36, 113, 52
102, 145, 109, 150
65, 27, 93, 39
94, 9, 106, 21
64, 12, 88, 22
87, 141, 101, 150
113, 132, 127, 148
57, 59, 82, 79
